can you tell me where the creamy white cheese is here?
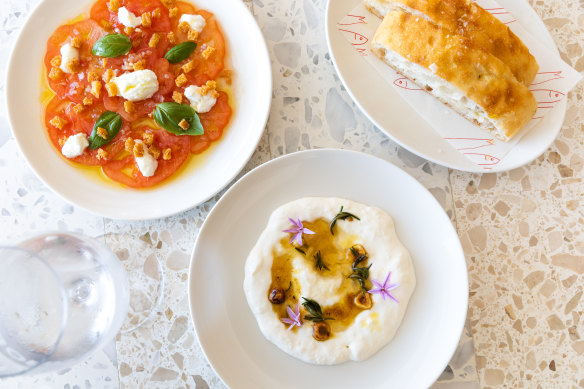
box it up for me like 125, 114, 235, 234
184, 85, 217, 113
117, 7, 142, 28
113, 69, 159, 102
134, 141, 158, 177
179, 14, 206, 33
61, 133, 88, 158
243, 197, 416, 365
59, 43, 79, 74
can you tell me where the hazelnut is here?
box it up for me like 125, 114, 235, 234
312, 321, 331, 341
268, 288, 285, 304
354, 293, 372, 309
349, 244, 367, 257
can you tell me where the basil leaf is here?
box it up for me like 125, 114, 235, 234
153, 102, 204, 136
164, 42, 197, 63
88, 111, 123, 149
92, 34, 132, 58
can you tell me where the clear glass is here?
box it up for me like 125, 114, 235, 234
0, 232, 130, 377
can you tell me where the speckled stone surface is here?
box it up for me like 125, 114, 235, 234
450, 1, 584, 387
3, 0, 581, 387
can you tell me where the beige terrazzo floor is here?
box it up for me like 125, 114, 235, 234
451, 1, 584, 386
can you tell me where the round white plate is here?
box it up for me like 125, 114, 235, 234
189, 149, 468, 389
6, 0, 271, 220
326, 0, 566, 173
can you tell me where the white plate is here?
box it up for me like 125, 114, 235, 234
6, 0, 271, 220
189, 149, 468, 389
325, 0, 566, 173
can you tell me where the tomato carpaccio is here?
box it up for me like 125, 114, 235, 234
43, 0, 232, 188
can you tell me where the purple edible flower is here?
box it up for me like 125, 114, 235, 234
280, 302, 302, 331
283, 218, 315, 246
368, 271, 400, 303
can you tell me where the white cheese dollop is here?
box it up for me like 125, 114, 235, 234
117, 7, 142, 28
134, 141, 158, 177
61, 133, 88, 158
184, 85, 217, 113
113, 69, 159, 102
59, 43, 79, 74
179, 14, 206, 33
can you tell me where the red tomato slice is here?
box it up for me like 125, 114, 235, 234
171, 7, 226, 86
102, 48, 173, 120
102, 127, 190, 187
90, 0, 172, 56
45, 20, 107, 103
45, 96, 127, 166
188, 91, 231, 153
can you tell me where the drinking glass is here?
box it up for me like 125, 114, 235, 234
0, 232, 130, 377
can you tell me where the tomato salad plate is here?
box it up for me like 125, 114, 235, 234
7, 0, 271, 219
189, 149, 468, 388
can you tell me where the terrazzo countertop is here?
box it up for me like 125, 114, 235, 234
0, 0, 582, 387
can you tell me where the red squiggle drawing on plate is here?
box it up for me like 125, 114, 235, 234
338, 14, 367, 26
531, 71, 564, 86
481, 6, 516, 24
338, 23, 369, 56
443, 137, 495, 151
464, 153, 501, 166
393, 77, 423, 91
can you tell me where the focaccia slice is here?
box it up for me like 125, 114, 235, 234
371, 10, 537, 141
364, 0, 539, 87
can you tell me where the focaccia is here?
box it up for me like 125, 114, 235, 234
364, 0, 539, 87
371, 10, 537, 141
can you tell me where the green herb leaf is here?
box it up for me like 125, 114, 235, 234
92, 33, 132, 58
88, 111, 123, 150
294, 247, 306, 255
348, 263, 372, 294
164, 42, 197, 63
153, 102, 204, 136
301, 298, 332, 322
329, 206, 361, 235
313, 251, 329, 271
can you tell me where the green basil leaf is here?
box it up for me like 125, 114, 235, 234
88, 111, 123, 149
92, 34, 132, 58
153, 102, 204, 136
164, 42, 197, 63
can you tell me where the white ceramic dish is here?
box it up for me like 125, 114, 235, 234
6, 0, 271, 220
325, 0, 566, 173
189, 149, 468, 389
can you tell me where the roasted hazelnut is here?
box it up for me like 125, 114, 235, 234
312, 321, 331, 341
347, 244, 367, 260
268, 288, 285, 304
354, 292, 373, 309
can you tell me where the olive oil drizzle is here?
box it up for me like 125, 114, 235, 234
270, 218, 373, 336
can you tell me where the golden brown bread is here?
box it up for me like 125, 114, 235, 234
364, 0, 539, 87
371, 10, 537, 141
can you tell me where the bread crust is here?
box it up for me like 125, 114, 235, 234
365, 0, 539, 87
371, 10, 537, 140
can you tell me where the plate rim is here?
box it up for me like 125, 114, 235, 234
5, 0, 272, 220
188, 148, 469, 388
324, 0, 567, 173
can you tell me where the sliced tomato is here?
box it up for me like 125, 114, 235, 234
188, 92, 231, 153
45, 96, 128, 166
45, 20, 107, 103
90, 0, 172, 56
103, 127, 190, 187
102, 48, 173, 120
170, 8, 225, 85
